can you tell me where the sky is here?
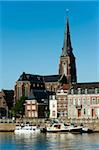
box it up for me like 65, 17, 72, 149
0, 1, 99, 90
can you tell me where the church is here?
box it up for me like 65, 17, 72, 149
14, 15, 99, 118
14, 16, 77, 101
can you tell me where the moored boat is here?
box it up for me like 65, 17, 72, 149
41, 123, 69, 133
14, 123, 40, 134
41, 123, 82, 133
81, 127, 94, 133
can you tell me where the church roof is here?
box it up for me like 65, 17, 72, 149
18, 72, 44, 83
43, 75, 61, 82
18, 72, 62, 83
61, 16, 73, 57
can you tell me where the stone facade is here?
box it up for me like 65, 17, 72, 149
68, 85, 99, 119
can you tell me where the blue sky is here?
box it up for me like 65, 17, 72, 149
0, 1, 99, 90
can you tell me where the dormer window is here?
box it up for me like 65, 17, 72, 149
71, 89, 74, 94
78, 88, 81, 94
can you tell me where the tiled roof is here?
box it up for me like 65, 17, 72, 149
72, 82, 99, 88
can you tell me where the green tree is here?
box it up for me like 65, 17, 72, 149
11, 96, 27, 118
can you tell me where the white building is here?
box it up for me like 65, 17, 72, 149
68, 86, 99, 119
49, 95, 57, 119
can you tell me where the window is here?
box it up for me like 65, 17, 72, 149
53, 104, 55, 108
28, 111, 31, 117
71, 89, 74, 94
95, 88, 98, 94
83, 98, 86, 105
92, 98, 96, 105
52, 111, 55, 116
84, 108, 86, 115
87, 98, 90, 105
78, 98, 81, 106
78, 88, 81, 94
85, 89, 87, 94
37, 84, 39, 87
33, 84, 35, 87
27, 101, 31, 104
27, 105, 31, 110
32, 105, 36, 110
73, 98, 76, 105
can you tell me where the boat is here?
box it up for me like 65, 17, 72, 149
81, 127, 94, 133
68, 125, 82, 133
41, 123, 82, 133
41, 123, 69, 133
14, 123, 40, 134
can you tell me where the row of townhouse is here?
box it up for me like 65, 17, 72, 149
49, 83, 99, 119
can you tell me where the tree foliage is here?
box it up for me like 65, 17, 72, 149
11, 96, 27, 118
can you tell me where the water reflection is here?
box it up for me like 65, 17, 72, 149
0, 132, 99, 150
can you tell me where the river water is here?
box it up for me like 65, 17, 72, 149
0, 132, 99, 150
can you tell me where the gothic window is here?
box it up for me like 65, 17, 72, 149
25, 85, 28, 97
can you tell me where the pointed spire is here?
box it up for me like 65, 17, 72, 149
62, 16, 73, 56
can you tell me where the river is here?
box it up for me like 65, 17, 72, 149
0, 132, 99, 150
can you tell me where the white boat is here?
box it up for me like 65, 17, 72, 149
41, 123, 82, 133
14, 124, 40, 134
41, 123, 69, 133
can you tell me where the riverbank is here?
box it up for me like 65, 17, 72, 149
0, 118, 99, 132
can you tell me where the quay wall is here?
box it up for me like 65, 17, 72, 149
0, 118, 99, 132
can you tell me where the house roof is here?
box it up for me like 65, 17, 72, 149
28, 89, 55, 103
72, 82, 99, 89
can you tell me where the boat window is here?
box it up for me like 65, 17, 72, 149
33, 129, 35, 131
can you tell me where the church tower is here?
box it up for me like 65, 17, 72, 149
59, 16, 77, 84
